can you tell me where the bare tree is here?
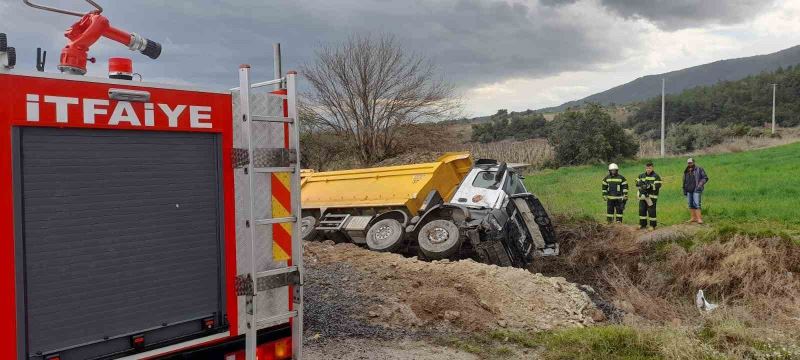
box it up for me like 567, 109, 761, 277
301, 34, 460, 166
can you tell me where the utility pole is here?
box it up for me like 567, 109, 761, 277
771, 83, 777, 134
661, 78, 665, 157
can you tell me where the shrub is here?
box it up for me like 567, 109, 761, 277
547, 104, 639, 166
728, 123, 751, 137
300, 130, 357, 170
747, 127, 766, 137
666, 123, 725, 153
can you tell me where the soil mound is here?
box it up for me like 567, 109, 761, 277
304, 240, 596, 339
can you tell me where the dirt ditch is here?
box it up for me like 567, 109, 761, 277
531, 217, 800, 326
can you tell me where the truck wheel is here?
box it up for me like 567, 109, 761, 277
417, 219, 462, 259
476, 242, 513, 267
300, 216, 320, 241
366, 219, 404, 252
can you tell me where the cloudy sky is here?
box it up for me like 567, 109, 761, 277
3, 0, 800, 116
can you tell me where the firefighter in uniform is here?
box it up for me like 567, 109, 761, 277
636, 162, 663, 230
602, 163, 628, 223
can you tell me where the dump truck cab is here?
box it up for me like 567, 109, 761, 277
407, 159, 558, 267
449, 160, 528, 209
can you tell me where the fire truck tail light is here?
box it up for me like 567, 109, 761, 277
131, 334, 146, 350
224, 337, 292, 360
273, 337, 291, 359
202, 317, 215, 330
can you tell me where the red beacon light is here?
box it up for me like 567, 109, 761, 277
108, 57, 133, 80
23, 0, 161, 75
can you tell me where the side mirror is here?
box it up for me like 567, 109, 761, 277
495, 162, 507, 182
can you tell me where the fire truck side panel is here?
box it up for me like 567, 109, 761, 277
1, 71, 20, 360
0, 73, 239, 360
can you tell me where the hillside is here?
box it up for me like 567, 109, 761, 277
630, 64, 800, 135
539, 44, 800, 112
524, 141, 800, 235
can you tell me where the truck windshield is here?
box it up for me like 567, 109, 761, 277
472, 171, 500, 189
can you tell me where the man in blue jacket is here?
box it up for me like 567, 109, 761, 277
683, 158, 709, 224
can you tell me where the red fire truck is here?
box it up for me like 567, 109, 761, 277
1, 2, 303, 359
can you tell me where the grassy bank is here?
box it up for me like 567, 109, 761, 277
447, 324, 800, 360
524, 141, 800, 234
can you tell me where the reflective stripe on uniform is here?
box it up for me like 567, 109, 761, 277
639, 216, 647, 220
615, 214, 624, 218
606, 178, 623, 182
607, 196, 624, 199
650, 195, 658, 199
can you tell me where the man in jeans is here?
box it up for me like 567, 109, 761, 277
683, 157, 709, 224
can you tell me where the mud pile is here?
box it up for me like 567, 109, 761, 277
304, 241, 598, 339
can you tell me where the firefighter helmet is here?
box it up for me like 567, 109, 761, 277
608, 163, 619, 171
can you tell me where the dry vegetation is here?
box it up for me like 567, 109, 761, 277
637, 127, 800, 158
525, 216, 800, 359
448, 139, 554, 167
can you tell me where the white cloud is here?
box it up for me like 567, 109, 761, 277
5, 0, 799, 117
461, 0, 800, 115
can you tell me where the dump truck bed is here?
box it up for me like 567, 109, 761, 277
301, 153, 473, 215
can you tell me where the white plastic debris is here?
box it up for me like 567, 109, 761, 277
695, 289, 718, 312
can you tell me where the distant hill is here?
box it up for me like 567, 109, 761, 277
629, 61, 800, 135
538, 44, 800, 112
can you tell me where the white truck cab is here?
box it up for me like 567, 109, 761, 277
449, 161, 528, 209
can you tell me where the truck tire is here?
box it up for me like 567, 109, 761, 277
417, 219, 462, 259
300, 216, 320, 241
366, 218, 404, 252
0, 33, 7, 52
476, 241, 513, 267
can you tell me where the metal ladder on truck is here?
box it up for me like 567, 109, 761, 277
236, 65, 303, 360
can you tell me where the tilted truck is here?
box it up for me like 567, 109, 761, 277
1, 3, 303, 359
300, 153, 558, 267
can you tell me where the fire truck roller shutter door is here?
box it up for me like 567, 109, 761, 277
17, 127, 225, 358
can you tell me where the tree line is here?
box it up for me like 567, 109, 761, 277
471, 109, 549, 143
629, 65, 800, 138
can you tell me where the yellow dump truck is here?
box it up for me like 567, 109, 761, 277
300, 153, 558, 267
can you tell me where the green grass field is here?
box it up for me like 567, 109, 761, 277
524, 142, 800, 234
